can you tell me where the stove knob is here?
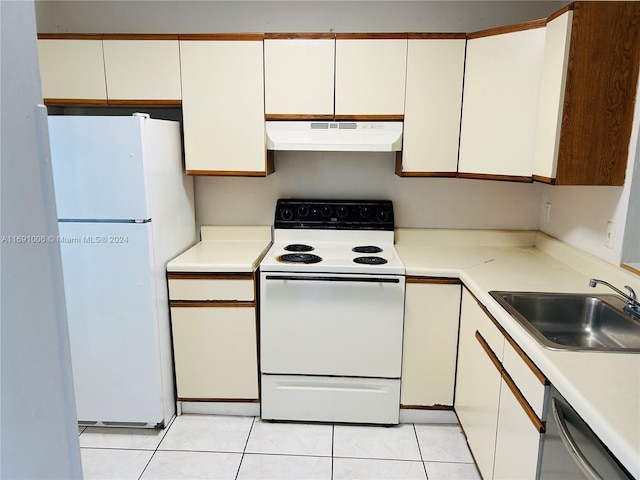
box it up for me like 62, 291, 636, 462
376, 210, 390, 223
280, 208, 293, 221
297, 205, 310, 217
336, 206, 349, 218
359, 206, 372, 218
321, 206, 332, 217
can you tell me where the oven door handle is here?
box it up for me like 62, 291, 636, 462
264, 275, 400, 284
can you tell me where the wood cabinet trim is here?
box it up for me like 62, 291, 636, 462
547, 4, 574, 23
532, 174, 555, 185
38, 33, 104, 40
406, 276, 461, 285
334, 114, 404, 121
467, 18, 546, 39
408, 33, 467, 40
179, 33, 264, 41
465, 286, 547, 386
101, 34, 181, 40
265, 114, 335, 121
475, 331, 503, 372
336, 33, 408, 40
621, 264, 640, 277
504, 335, 548, 385
397, 171, 458, 178
457, 173, 533, 183
170, 300, 255, 308
264, 33, 335, 40
501, 370, 546, 433
400, 404, 454, 410
44, 98, 109, 107
107, 99, 182, 107
168, 272, 254, 280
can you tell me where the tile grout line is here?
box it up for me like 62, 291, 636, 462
137, 415, 178, 480
331, 423, 335, 480
235, 415, 256, 480
413, 423, 429, 479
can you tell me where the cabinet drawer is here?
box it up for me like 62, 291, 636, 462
168, 278, 254, 301
171, 307, 258, 400
502, 339, 547, 418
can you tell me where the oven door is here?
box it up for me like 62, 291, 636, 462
260, 271, 405, 378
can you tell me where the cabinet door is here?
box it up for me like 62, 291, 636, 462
400, 36, 466, 175
493, 377, 542, 480
37, 39, 107, 102
103, 39, 181, 101
180, 38, 267, 175
455, 289, 505, 480
458, 25, 545, 180
264, 35, 335, 117
532, 11, 572, 183
171, 306, 258, 400
334, 35, 407, 117
400, 281, 461, 406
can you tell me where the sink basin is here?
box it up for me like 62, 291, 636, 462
489, 291, 640, 352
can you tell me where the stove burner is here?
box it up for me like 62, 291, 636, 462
277, 253, 322, 264
284, 244, 314, 252
352, 245, 383, 254
353, 256, 388, 265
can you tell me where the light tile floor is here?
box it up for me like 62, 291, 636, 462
79, 415, 481, 480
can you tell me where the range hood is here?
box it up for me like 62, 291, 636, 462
266, 121, 403, 152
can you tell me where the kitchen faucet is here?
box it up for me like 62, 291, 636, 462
589, 278, 640, 320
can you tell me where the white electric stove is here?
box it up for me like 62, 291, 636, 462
259, 199, 406, 425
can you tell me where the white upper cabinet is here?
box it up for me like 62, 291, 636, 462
532, 12, 572, 183
334, 35, 408, 117
37, 38, 107, 102
399, 35, 466, 175
180, 36, 270, 175
458, 23, 546, 180
102, 39, 182, 101
264, 35, 335, 118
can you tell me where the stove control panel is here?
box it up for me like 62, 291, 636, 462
274, 199, 394, 231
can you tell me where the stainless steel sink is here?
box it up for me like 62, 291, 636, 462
489, 291, 640, 352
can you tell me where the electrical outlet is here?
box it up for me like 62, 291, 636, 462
605, 221, 615, 249
543, 202, 552, 223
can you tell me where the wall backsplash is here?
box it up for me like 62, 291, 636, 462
195, 151, 542, 232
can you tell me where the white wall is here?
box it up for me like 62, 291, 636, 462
195, 152, 542, 230
540, 78, 640, 266
0, 1, 82, 478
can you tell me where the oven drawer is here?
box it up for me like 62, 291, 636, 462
261, 374, 400, 424
260, 272, 405, 378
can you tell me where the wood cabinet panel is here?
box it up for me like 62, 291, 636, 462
180, 40, 268, 175
38, 39, 107, 101
264, 37, 335, 117
458, 25, 545, 179
400, 282, 461, 406
103, 40, 181, 100
399, 38, 465, 175
171, 307, 259, 400
335, 38, 407, 116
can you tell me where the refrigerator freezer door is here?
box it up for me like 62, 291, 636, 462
58, 221, 164, 426
48, 116, 150, 220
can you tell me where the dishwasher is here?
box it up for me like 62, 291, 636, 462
539, 386, 633, 479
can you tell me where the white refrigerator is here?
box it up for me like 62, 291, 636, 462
48, 114, 195, 428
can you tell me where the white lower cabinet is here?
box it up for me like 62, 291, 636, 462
171, 307, 258, 400
493, 378, 542, 480
400, 280, 461, 407
168, 272, 259, 401
456, 288, 546, 480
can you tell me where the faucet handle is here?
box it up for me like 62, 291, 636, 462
624, 286, 638, 302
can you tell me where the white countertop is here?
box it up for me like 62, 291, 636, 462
167, 226, 272, 273
395, 229, 640, 477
